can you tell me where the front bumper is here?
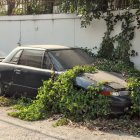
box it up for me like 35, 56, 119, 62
110, 96, 131, 114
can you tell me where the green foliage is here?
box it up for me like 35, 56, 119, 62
61, 1, 140, 63
98, 35, 114, 60
115, 11, 136, 61
81, 47, 97, 57
98, 12, 115, 60
128, 78, 140, 114
87, 44, 140, 116
53, 118, 69, 127
60, 0, 140, 27
60, 0, 106, 27
9, 58, 140, 120
0, 96, 12, 107
93, 58, 140, 115
94, 59, 135, 74
98, 12, 114, 59
13, 97, 33, 110
98, 10, 139, 62
0, 0, 53, 15
9, 66, 111, 121
0, 96, 32, 108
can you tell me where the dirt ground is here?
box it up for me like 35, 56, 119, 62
0, 107, 139, 140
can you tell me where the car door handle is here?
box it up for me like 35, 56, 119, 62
14, 69, 21, 74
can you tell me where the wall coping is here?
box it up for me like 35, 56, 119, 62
0, 9, 137, 21
0, 14, 80, 21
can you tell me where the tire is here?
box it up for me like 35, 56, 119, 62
0, 82, 3, 96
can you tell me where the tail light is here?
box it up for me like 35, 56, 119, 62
100, 91, 111, 96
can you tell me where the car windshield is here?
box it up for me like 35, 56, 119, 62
48, 48, 94, 71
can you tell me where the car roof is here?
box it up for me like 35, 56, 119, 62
18, 45, 72, 50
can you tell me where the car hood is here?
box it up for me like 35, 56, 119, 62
75, 70, 127, 90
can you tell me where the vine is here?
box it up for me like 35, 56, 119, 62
136, 9, 140, 29
98, 12, 116, 59
98, 10, 139, 63
114, 11, 137, 62
60, 1, 140, 62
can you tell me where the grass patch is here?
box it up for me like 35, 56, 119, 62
85, 116, 140, 137
53, 118, 69, 127
0, 96, 32, 108
8, 111, 19, 118
0, 96, 13, 107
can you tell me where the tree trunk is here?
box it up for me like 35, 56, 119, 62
7, 0, 15, 15
114, 0, 129, 9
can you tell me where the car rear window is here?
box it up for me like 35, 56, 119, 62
48, 49, 94, 70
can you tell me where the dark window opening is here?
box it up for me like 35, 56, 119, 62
18, 49, 44, 68
43, 52, 53, 70
48, 49, 94, 71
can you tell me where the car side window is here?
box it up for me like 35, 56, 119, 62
18, 49, 44, 68
10, 50, 23, 64
43, 52, 53, 70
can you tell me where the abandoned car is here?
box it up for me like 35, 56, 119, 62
0, 45, 131, 113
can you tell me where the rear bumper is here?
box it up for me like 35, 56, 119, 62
110, 96, 131, 114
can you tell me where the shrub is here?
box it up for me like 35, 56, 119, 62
9, 59, 140, 120
9, 66, 111, 121
128, 77, 140, 115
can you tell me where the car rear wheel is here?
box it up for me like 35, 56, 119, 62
0, 82, 3, 96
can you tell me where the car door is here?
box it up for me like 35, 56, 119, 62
0, 49, 23, 96
12, 49, 52, 97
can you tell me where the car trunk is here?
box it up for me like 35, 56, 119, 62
82, 70, 127, 90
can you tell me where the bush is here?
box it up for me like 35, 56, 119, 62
128, 77, 140, 115
9, 59, 140, 120
9, 66, 111, 121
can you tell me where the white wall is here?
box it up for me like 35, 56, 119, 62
0, 14, 140, 70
